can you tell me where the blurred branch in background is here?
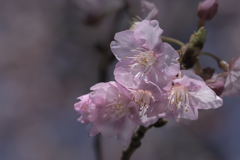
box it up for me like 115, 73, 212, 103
161, 36, 184, 47
94, 2, 129, 160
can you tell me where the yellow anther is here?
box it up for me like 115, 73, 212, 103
84, 107, 87, 109
126, 57, 128, 59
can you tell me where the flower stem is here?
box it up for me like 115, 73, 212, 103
121, 118, 168, 160
161, 36, 185, 47
200, 52, 221, 62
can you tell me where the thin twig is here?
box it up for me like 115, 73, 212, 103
200, 52, 221, 62
94, 134, 103, 160
161, 36, 185, 47
121, 118, 168, 160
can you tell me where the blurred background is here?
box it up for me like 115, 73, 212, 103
0, 0, 240, 160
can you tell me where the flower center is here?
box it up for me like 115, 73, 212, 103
166, 85, 190, 115
134, 90, 153, 117
126, 47, 156, 76
104, 94, 130, 120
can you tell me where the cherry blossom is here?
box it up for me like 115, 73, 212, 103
198, 0, 218, 21
222, 56, 240, 97
148, 70, 223, 120
78, 81, 142, 146
112, 20, 180, 91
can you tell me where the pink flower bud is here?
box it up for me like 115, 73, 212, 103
218, 60, 229, 72
197, 0, 218, 20
206, 79, 224, 96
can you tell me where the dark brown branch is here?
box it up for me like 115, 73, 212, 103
121, 118, 168, 160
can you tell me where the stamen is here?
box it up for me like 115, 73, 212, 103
166, 85, 190, 116
128, 47, 156, 78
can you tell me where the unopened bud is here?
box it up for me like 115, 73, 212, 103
218, 60, 229, 72
199, 67, 215, 81
197, 0, 218, 20
206, 79, 224, 96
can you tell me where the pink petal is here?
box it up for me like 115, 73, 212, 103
140, 114, 159, 127
96, 117, 115, 138
174, 105, 198, 120
189, 85, 223, 110
113, 114, 138, 146
128, 101, 143, 125
155, 43, 180, 78
89, 124, 100, 137
147, 66, 170, 92
147, 100, 167, 117
114, 62, 139, 89
137, 80, 164, 101
134, 20, 163, 52
173, 70, 205, 89
110, 30, 139, 63
90, 82, 118, 105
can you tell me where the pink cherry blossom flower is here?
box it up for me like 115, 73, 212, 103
87, 81, 142, 146
222, 56, 240, 97
148, 70, 223, 120
112, 20, 180, 91
130, 79, 164, 127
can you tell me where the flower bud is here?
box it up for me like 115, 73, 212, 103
218, 60, 229, 72
199, 67, 215, 81
206, 79, 224, 96
197, 0, 218, 20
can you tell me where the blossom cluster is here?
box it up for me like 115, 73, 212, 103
75, 0, 240, 146
74, 18, 226, 145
